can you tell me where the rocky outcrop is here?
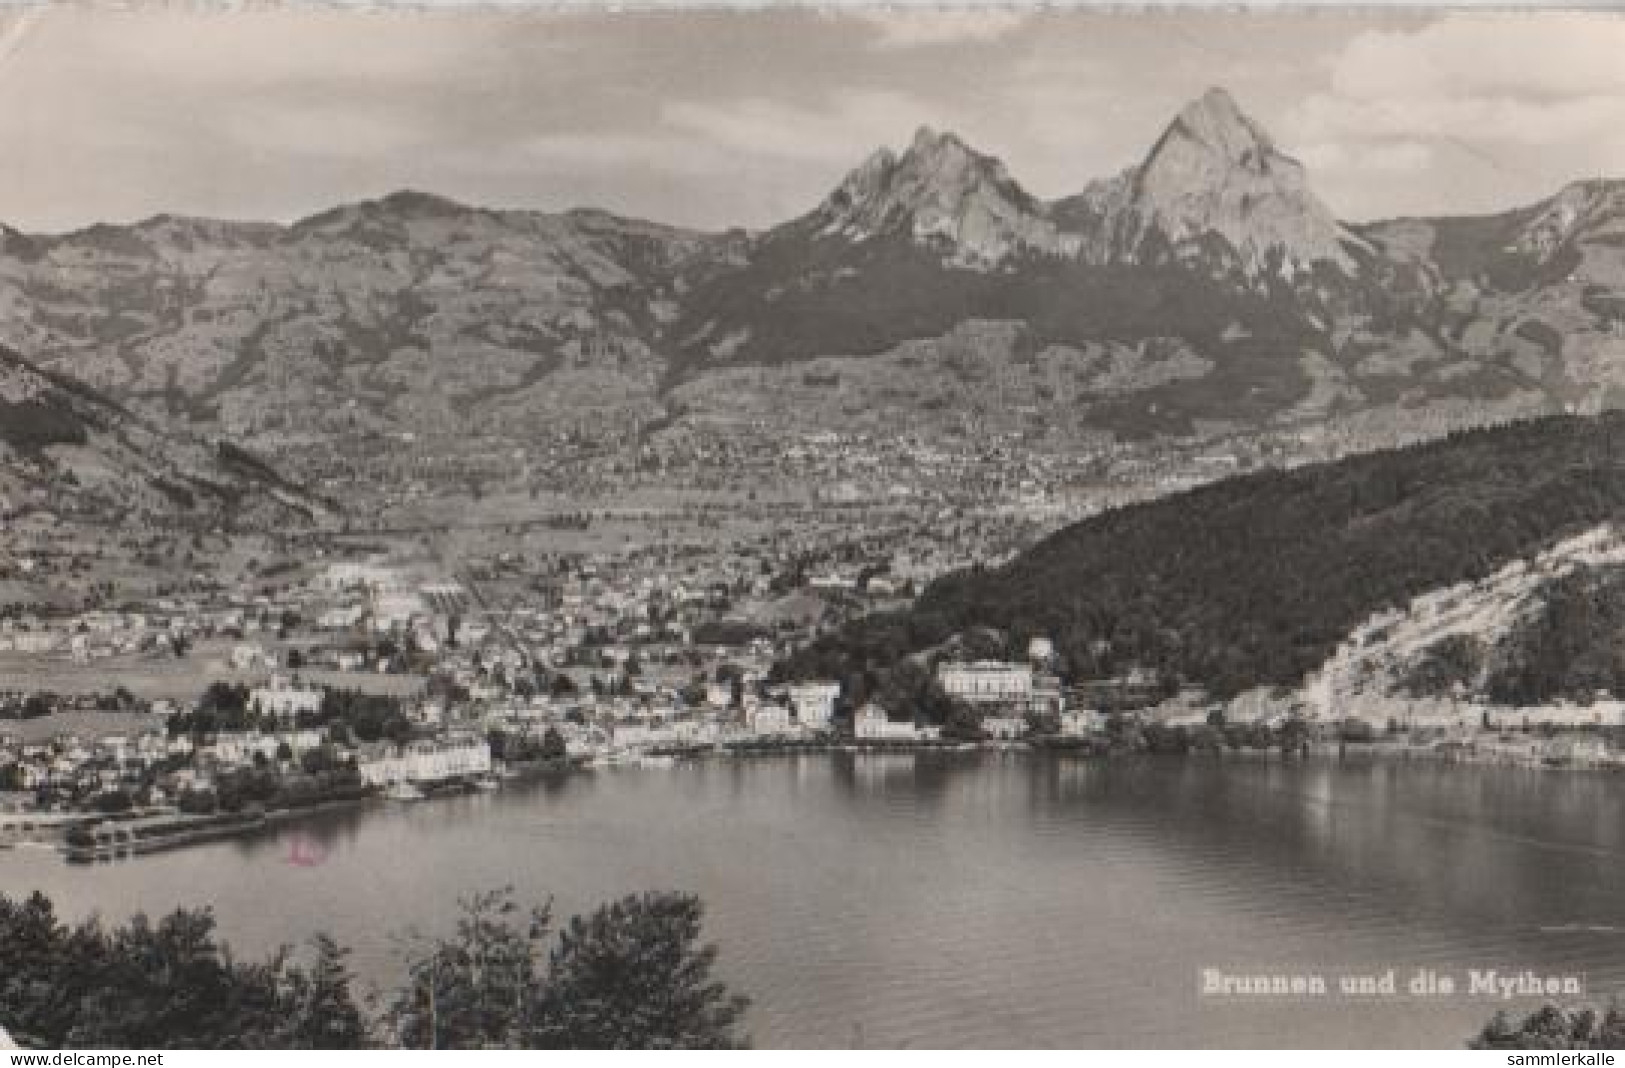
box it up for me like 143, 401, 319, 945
816, 89, 1365, 278
1058, 88, 1367, 276
814, 127, 1075, 266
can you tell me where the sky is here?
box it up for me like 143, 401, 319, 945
2, 5, 1625, 233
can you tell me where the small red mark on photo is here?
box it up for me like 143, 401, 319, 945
287, 833, 328, 868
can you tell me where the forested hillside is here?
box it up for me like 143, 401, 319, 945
790, 413, 1625, 699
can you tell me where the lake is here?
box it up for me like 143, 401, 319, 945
7, 751, 1625, 1048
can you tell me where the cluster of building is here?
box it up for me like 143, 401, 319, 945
1, 645, 1102, 828
0, 707, 504, 824
477, 678, 844, 755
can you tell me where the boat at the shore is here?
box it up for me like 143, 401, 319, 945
64, 810, 269, 863
383, 782, 426, 802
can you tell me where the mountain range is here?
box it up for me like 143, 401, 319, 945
3, 86, 1624, 458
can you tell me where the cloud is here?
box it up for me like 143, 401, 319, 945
653, 42, 1113, 198
1330, 14, 1625, 102
2, 7, 1617, 234
1278, 12, 1625, 218
60, 8, 516, 91
514, 131, 735, 178
661, 90, 946, 165
1366, 142, 1434, 173
0, 5, 41, 69
987, 47, 1111, 161
1297, 139, 1432, 176
225, 101, 427, 160
1286, 13, 1625, 152
1292, 93, 1625, 149
857, 10, 1029, 50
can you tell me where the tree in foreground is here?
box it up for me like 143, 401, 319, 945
389, 888, 749, 1049
532, 892, 749, 1049
0, 891, 368, 1049
2, 887, 747, 1050
1472, 1004, 1625, 1049
387, 888, 551, 1049
273, 935, 371, 1049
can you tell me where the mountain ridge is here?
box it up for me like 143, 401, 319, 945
3, 87, 1623, 455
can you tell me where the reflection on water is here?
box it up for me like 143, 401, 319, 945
7, 753, 1625, 1048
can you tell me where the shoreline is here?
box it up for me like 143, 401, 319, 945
17, 732, 1621, 863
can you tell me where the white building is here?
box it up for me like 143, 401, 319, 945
749, 704, 794, 737
1059, 710, 1108, 736
250, 675, 323, 719
209, 731, 281, 765
611, 721, 682, 748
372, 589, 425, 633
1483, 702, 1625, 730
982, 715, 1027, 740
1543, 736, 1612, 764
230, 643, 273, 672
318, 606, 365, 631
207, 730, 317, 765
937, 660, 1034, 705
853, 705, 938, 742
318, 561, 395, 593
787, 681, 840, 730
358, 737, 491, 787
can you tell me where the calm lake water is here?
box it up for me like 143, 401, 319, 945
8, 751, 1625, 1048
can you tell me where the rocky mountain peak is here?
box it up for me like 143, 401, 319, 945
1515, 179, 1625, 262
1152, 87, 1278, 175
1118, 86, 1366, 275
813, 89, 1365, 277
904, 126, 1004, 184
814, 126, 1069, 266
